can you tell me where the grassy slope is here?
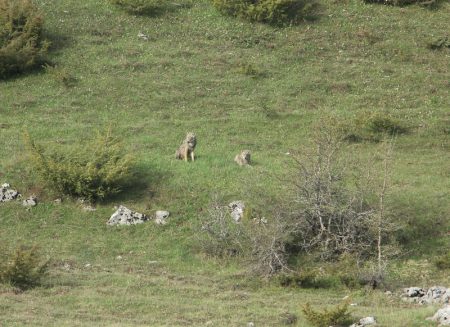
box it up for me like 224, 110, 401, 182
0, 0, 449, 325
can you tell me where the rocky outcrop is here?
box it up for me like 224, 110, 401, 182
107, 205, 150, 226
0, 183, 20, 202
402, 286, 449, 305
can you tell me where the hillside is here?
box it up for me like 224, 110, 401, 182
0, 0, 449, 325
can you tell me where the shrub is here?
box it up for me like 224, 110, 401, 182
0, 245, 48, 290
110, 0, 190, 16
199, 201, 290, 276
364, 0, 437, 5
211, 0, 319, 26
302, 301, 353, 327
434, 253, 450, 270
0, 0, 49, 79
199, 202, 248, 257
344, 112, 408, 142
289, 128, 379, 260
25, 129, 135, 202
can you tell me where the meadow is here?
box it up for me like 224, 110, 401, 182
0, 0, 449, 325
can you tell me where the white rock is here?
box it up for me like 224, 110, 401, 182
427, 305, 450, 326
421, 286, 450, 305
22, 195, 37, 207
0, 183, 20, 202
155, 210, 170, 225
82, 205, 96, 212
138, 32, 149, 41
403, 287, 426, 298
107, 205, 150, 226
350, 316, 377, 327
228, 201, 245, 222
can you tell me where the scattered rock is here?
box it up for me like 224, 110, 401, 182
228, 201, 245, 222
116, 255, 123, 260
247, 322, 255, 327
422, 286, 450, 305
0, 183, 20, 202
84, 263, 91, 268
155, 210, 170, 225
54, 198, 62, 204
427, 305, 450, 326
401, 286, 449, 305
138, 31, 149, 41
82, 204, 96, 212
22, 195, 37, 207
107, 205, 150, 226
402, 287, 426, 303
350, 316, 377, 327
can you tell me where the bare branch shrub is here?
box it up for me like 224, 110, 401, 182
199, 202, 247, 258
288, 125, 377, 260
199, 124, 400, 280
247, 213, 292, 276
199, 200, 291, 277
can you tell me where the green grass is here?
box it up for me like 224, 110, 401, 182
0, 0, 449, 325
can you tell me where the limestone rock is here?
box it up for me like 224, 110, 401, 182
155, 210, 170, 225
402, 287, 426, 303
427, 305, 450, 326
421, 286, 450, 305
22, 195, 37, 207
350, 316, 377, 327
0, 183, 20, 202
401, 286, 449, 305
82, 204, 96, 212
107, 205, 150, 226
228, 201, 245, 222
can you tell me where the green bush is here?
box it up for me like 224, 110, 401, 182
0, 0, 49, 79
302, 301, 353, 327
364, 0, 436, 5
110, 0, 190, 16
25, 130, 135, 202
344, 112, 408, 142
434, 253, 450, 270
0, 245, 48, 291
211, 0, 319, 26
